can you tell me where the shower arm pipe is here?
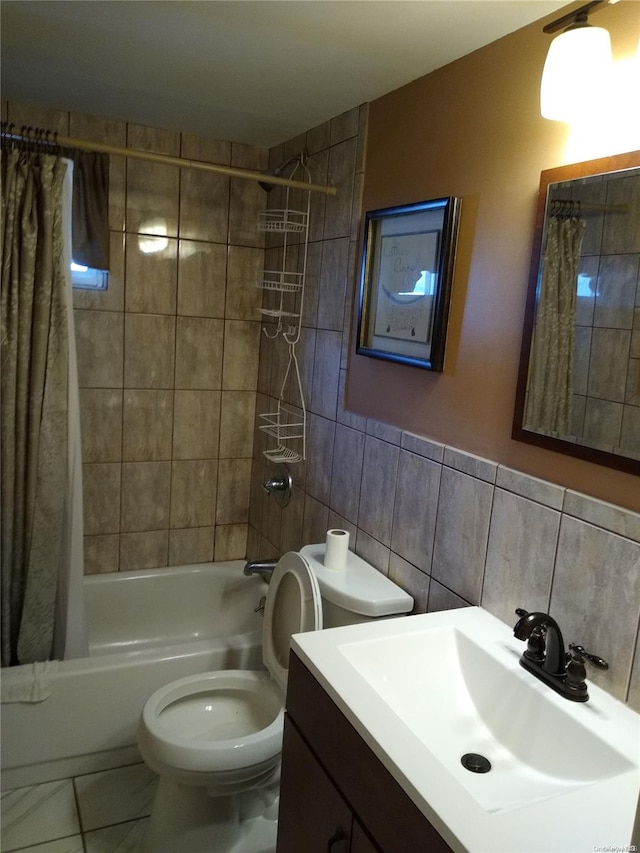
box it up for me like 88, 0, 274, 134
0, 128, 337, 196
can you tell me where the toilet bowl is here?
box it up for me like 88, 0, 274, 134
138, 670, 284, 794
138, 548, 413, 853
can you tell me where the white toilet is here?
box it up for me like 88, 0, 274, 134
137, 547, 413, 853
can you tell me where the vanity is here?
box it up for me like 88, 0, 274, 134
277, 608, 640, 853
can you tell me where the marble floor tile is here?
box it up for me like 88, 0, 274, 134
1, 779, 80, 851
84, 818, 149, 853
74, 764, 157, 832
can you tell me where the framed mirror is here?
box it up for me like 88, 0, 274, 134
513, 150, 640, 474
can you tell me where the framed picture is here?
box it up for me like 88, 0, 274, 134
356, 196, 461, 371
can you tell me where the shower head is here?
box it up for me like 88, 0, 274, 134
258, 153, 307, 192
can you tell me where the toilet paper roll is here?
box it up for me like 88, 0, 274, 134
324, 529, 349, 570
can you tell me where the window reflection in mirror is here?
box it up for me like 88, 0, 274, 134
513, 151, 640, 475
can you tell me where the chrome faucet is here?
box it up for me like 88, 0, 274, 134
513, 608, 608, 702
243, 559, 278, 582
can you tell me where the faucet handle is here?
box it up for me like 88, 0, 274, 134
568, 643, 609, 671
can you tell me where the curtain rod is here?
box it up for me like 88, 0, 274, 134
550, 198, 629, 214
0, 125, 337, 197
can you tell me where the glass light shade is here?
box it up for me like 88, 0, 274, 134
540, 25, 612, 121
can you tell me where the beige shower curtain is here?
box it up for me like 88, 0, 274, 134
1, 149, 83, 666
524, 215, 585, 438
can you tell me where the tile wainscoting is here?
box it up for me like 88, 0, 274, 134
249, 418, 640, 709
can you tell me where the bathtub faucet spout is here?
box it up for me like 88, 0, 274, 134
243, 559, 278, 581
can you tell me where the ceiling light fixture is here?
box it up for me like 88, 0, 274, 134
540, 0, 614, 121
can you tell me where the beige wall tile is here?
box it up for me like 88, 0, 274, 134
427, 579, 470, 613
177, 240, 227, 318
126, 160, 179, 237
125, 236, 178, 314
431, 468, 493, 604
214, 524, 248, 561
389, 552, 429, 613
170, 460, 217, 528
306, 413, 335, 505
306, 119, 331, 155
302, 494, 329, 545
216, 458, 252, 524
279, 486, 305, 554
317, 238, 349, 331
124, 314, 175, 389
226, 246, 263, 320
175, 316, 224, 389
231, 143, 268, 171
127, 124, 180, 155
80, 389, 123, 463
329, 424, 364, 525
179, 170, 229, 243
219, 391, 256, 458
330, 106, 360, 146
229, 178, 265, 248
122, 389, 173, 462
83, 463, 121, 536
169, 527, 214, 566
120, 462, 171, 532
323, 138, 356, 240
481, 489, 559, 626
75, 310, 123, 388
181, 134, 231, 164
83, 534, 120, 574
550, 517, 640, 701
173, 390, 220, 459
120, 530, 169, 571
391, 450, 441, 573
222, 320, 260, 390
358, 436, 398, 547
311, 330, 341, 420
7, 101, 69, 134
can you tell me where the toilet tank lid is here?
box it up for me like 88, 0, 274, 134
299, 544, 413, 617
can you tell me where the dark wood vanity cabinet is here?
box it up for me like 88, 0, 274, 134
277, 653, 453, 853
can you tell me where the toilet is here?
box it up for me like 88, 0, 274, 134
137, 547, 413, 853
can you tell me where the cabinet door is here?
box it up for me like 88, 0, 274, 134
277, 716, 353, 853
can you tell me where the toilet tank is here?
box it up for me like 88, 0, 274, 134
299, 544, 414, 629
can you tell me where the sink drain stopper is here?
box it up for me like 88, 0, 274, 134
461, 753, 491, 773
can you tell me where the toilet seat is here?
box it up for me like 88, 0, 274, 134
139, 670, 284, 774
262, 551, 322, 692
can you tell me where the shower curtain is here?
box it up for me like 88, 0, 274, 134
1, 148, 86, 666
524, 215, 585, 438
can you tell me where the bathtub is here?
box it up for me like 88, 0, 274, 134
1, 561, 267, 791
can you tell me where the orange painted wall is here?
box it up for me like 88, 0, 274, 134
349, 1, 640, 511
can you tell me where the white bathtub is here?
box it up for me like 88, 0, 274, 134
1, 561, 267, 790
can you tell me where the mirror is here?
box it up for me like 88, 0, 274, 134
513, 150, 640, 475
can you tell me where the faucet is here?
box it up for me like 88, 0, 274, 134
513, 608, 608, 702
243, 559, 278, 582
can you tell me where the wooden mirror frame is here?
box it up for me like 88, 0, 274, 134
512, 149, 640, 475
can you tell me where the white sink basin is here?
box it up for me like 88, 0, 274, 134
339, 624, 633, 814
292, 607, 640, 853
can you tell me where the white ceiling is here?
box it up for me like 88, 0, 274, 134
1, 0, 567, 148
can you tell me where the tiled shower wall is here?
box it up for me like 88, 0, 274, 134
247, 104, 640, 710
5, 100, 268, 572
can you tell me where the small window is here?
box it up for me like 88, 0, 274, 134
71, 261, 108, 291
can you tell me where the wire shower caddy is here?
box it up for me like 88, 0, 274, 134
257, 156, 312, 464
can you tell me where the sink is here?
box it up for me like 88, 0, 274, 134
291, 606, 640, 851
338, 624, 634, 814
